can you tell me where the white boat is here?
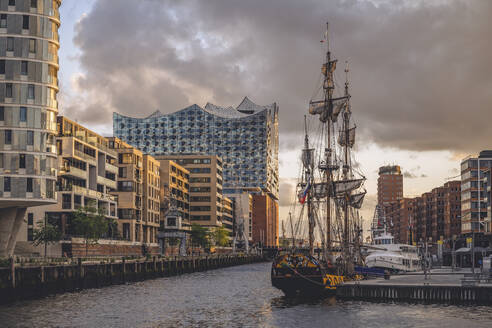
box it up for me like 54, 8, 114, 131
365, 231, 421, 272
364, 205, 421, 272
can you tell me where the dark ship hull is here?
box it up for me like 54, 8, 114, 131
271, 253, 344, 297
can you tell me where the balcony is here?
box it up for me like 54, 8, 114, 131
60, 185, 117, 203
74, 149, 97, 165
97, 175, 117, 190
59, 165, 86, 180
106, 162, 119, 175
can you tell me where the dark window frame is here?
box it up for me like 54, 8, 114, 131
27, 177, 33, 192
6, 83, 13, 98
5, 129, 12, 144
20, 106, 27, 122
0, 14, 6, 28
21, 61, 28, 75
27, 130, 34, 145
19, 153, 25, 168
22, 15, 29, 30
7, 37, 13, 51
4, 176, 11, 192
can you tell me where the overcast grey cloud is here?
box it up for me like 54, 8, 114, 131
65, 0, 492, 153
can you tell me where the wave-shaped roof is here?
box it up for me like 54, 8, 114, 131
123, 97, 275, 120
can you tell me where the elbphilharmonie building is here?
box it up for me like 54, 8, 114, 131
113, 97, 279, 199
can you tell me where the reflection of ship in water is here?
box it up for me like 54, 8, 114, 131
271, 22, 366, 297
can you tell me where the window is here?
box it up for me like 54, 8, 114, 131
0, 60, 4, 75
27, 213, 33, 225
22, 15, 29, 30
29, 39, 36, 53
28, 84, 34, 99
4, 176, 10, 192
21, 61, 27, 75
0, 107, 4, 121
31, 0, 37, 8
8, 0, 14, 6
20, 107, 27, 122
0, 14, 6, 28
19, 154, 25, 168
27, 130, 33, 145
27, 177, 33, 192
6, 83, 12, 98
7, 37, 13, 51
5, 130, 12, 144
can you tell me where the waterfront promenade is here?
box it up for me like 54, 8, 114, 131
338, 268, 492, 304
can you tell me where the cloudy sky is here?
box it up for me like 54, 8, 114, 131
58, 0, 491, 235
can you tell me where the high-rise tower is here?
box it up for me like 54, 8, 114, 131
0, 0, 60, 257
377, 165, 403, 206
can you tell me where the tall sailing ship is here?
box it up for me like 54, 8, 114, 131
271, 23, 366, 297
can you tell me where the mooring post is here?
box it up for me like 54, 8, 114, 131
122, 258, 126, 282
10, 256, 15, 289
77, 258, 83, 288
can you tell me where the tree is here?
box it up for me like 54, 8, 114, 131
213, 226, 229, 247
32, 218, 62, 258
190, 223, 210, 248
72, 205, 109, 256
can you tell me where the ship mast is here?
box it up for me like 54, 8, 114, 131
302, 116, 315, 256
324, 22, 333, 253
342, 61, 351, 270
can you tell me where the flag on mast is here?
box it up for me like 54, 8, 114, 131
299, 180, 311, 204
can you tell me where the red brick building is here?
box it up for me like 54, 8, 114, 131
378, 165, 403, 206
384, 181, 461, 244
252, 193, 279, 247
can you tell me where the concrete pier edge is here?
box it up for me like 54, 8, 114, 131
0, 254, 266, 305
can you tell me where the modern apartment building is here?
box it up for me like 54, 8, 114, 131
252, 193, 279, 247
158, 159, 190, 231
112, 97, 279, 200
385, 180, 461, 244
222, 196, 234, 239
142, 154, 160, 245
16, 116, 119, 256
377, 165, 403, 206
107, 137, 144, 242
0, 0, 61, 257
155, 154, 222, 230
461, 151, 492, 235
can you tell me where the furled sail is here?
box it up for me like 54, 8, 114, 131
338, 126, 356, 147
302, 148, 315, 168
308, 98, 346, 123
331, 98, 346, 122
333, 178, 364, 196
349, 192, 366, 209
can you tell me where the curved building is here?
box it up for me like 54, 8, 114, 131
0, 0, 60, 256
113, 97, 279, 199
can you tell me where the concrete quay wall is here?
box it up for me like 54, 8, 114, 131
336, 284, 492, 305
0, 255, 265, 304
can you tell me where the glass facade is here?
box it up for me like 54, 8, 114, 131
113, 97, 279, 199
0, 0, 60, 203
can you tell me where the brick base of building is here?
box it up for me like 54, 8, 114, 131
62, 238, 160, 257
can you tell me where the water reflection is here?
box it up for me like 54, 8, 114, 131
0, 262, 491, 328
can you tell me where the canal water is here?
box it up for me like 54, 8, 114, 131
1, 262, 491, 328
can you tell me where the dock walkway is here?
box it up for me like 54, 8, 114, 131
337, 268, 492, 304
